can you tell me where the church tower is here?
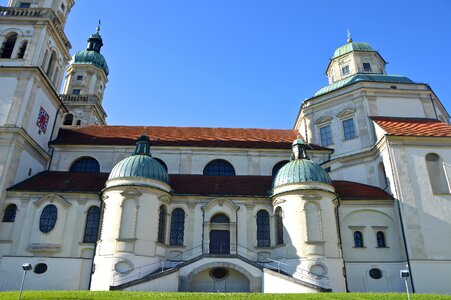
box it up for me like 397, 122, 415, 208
0, 0, 73, 205
61, 24, 109, 126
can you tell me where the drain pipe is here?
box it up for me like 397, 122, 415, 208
386, 139, 415, 293
88, 191, 105, 290
201, 205, 205, 254
334, 194, 349, 292
235, 204, 240, 255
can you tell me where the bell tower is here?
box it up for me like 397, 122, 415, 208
61, 24, 109, 126
0, 0, 74, 206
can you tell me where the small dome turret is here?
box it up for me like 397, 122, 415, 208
72, 24, 109, 76
272, 139, 331, 189
109, 134, 169, 184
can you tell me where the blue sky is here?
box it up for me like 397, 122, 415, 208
10, 0, 451, 129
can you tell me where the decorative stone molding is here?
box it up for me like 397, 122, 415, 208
120, 188, 142, 198
272, 198, 286, 206
33, 194, 71, 208
336, 108, 356, 119
158, 195, 171, 204
315, 116, 333, 125
27, 243, 61, 253
202, 198, 239, 212
301, 192, 322, 201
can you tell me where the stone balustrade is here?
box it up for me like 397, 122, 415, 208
0, 6, 71, 48
60, 94, 101, 104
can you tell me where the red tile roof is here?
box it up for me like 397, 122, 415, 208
8, 171, 393, 200
371, 117, 451, 137
333, 180, 393, 200
51, 125, 329, 150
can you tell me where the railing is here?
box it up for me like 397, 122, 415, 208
113, 259, 166, 286
0, 6, 70, 48
111, 243, 329, 289
60, 94, 101, 104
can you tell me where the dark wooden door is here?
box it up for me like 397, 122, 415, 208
209, 230, 230, 254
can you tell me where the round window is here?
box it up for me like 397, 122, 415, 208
369, 268, 383, 279
115, 261, 132, 274
310, 264, 326, 276
210, 268, 228, 280
34, 263, 48, 274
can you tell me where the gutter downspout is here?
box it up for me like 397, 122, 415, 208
88, 191, 104, 290
201, 206, 205, 254
386, 138, 415, 293
334, 195, 349, 292
235, 204, 240, 255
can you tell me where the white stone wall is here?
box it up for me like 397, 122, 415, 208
50, 145, 292, 176
0, 191, 99, 290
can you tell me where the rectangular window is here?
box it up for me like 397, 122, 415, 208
19, 2, 31, 8
320, 125, 333, 146
72, 89, 81, 95
363, 63, 372, 72
76, 75, 83, 80
341, 65, 350, 76
343, 118, 356, 140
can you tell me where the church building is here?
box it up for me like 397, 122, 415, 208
1, 0, 451, 294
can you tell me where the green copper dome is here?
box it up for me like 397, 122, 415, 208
333, 42, 375, 59
109, 135, 169, 183
73, 50, 109, 76
272, 139, 331, 188
72, 26, 109, 76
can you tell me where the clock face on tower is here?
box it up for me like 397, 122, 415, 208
36, 106, 49, 134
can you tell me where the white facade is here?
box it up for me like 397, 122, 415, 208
0, 0, 451, 295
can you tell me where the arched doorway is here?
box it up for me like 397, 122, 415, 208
189, 267, 250, 292
209, 214, 230, 254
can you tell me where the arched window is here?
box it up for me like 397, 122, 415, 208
46, 51, 57, 78
63, 113, 73, 125
154, 158, 168, 172
376, 231, 386, 248
0, 33, 18, 58
157, 205, 167, 244
40, 204, 57, 233
83, 206, 100, 243
272, 160, 289, 176
353, 231, 364, 248
17, 40, 27, 59
275, 207, 284, 245
425, 153, 449, 194
2, 204, 17, 222
211, 213, 230, 223
203, 159, 235, 176
256, 210, 270, 247
169, 208, 185, 246
69, 157, 100, 173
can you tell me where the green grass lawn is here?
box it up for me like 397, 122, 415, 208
0, 291, 450, 300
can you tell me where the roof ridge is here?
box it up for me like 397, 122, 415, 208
61, 125, 297, 131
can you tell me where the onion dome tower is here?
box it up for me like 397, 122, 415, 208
91, 134, 171, 291
271, 139, 345, 292
61, 23, 109, 126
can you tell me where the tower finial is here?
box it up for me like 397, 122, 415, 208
347, 29, 352, 43
96, 20, 101, 33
